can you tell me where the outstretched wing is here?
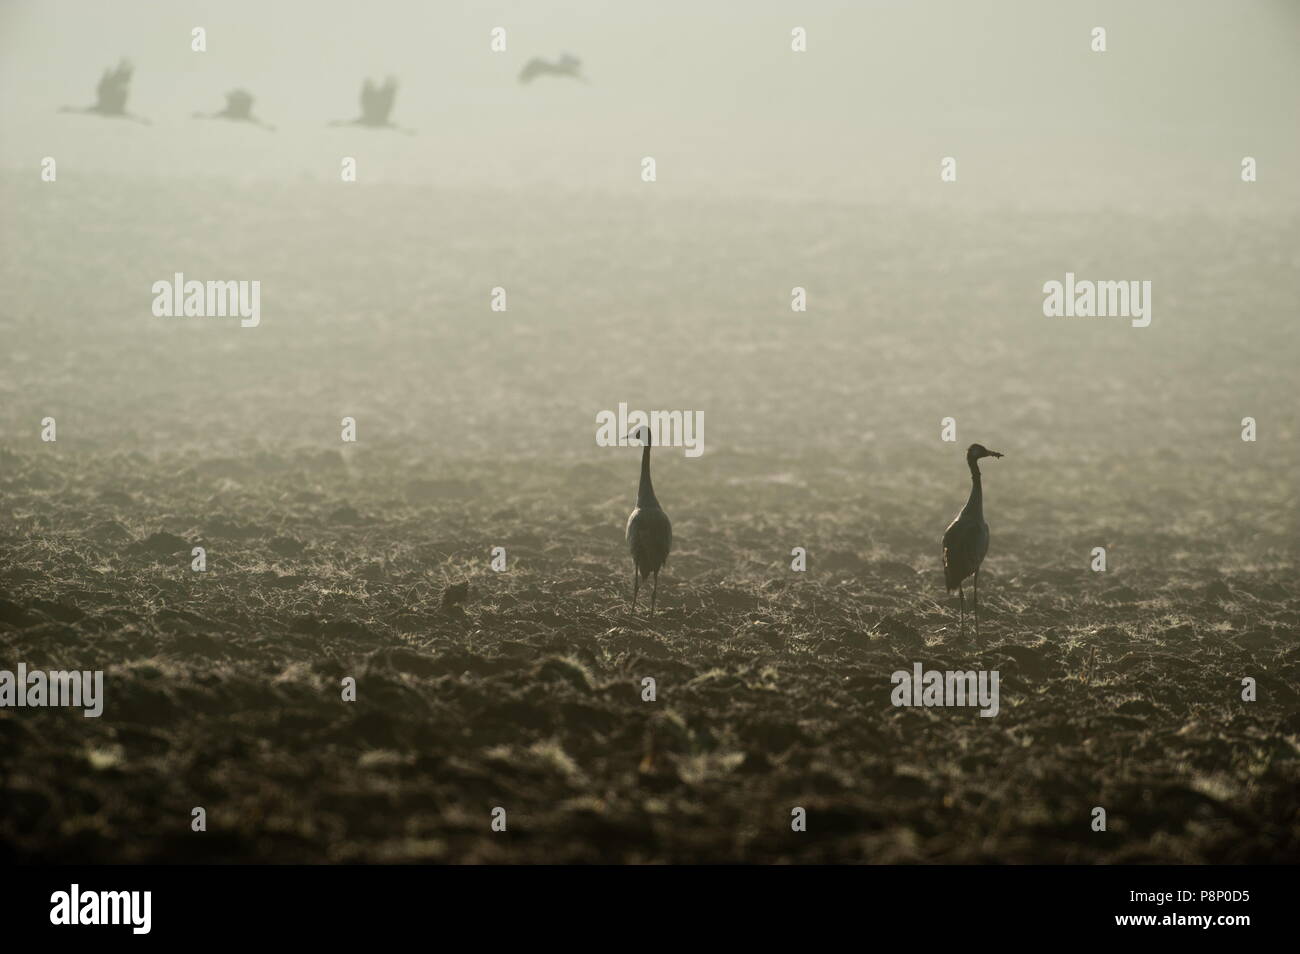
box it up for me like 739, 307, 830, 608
376, 78, 397, 120
95, 66, 113, 101
518, 58, 545, 83
96, 60, 132, 112
360, 78, 378, 116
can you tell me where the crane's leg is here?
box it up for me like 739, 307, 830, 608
974, 569, 980, 643
958, 584, 965, 638
651, 570, 659, 618
632, 567, 640, 612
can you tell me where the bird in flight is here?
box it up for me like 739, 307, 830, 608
942, 443, 1004, 642
330, 77, 413, 133
60, 60, 149, 124
193, 89, 275, 131
518, 54, 587, 84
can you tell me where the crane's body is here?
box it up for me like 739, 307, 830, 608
625, 427, 671, 616
942, 443, 1003, 640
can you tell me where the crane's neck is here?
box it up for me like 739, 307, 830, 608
965, 457, 984, 520
637, 443, 660, 508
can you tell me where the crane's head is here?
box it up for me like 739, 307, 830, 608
627, 424, 653, 447
967, 443, 1003, 462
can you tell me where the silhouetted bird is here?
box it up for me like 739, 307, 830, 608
59, 60, 149, 123
518, 54, 587, 84
625, 425, 672, 617
193, 89, 275, 130
329, 77, 412, 132
942, 443, 1004, 641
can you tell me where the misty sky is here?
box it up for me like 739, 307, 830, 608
1, 0, 1297, 204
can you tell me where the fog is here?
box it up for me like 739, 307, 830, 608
2, 0, 1297, 206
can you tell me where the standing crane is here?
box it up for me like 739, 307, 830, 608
625, 424, 672, 617
193, 89, 275, 130
942, 443, 1003, 641
59, 60, 149, 124
329, 77, 413, 133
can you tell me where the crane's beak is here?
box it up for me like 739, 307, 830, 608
987, 450, 1004, 459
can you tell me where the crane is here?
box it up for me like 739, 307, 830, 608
625, 425, 672, 616
942, 443, 1003, 641
518, 54, 587, 84
329, 77, 413, 132
193, 89, 275, 130
59, 60, 149, 124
